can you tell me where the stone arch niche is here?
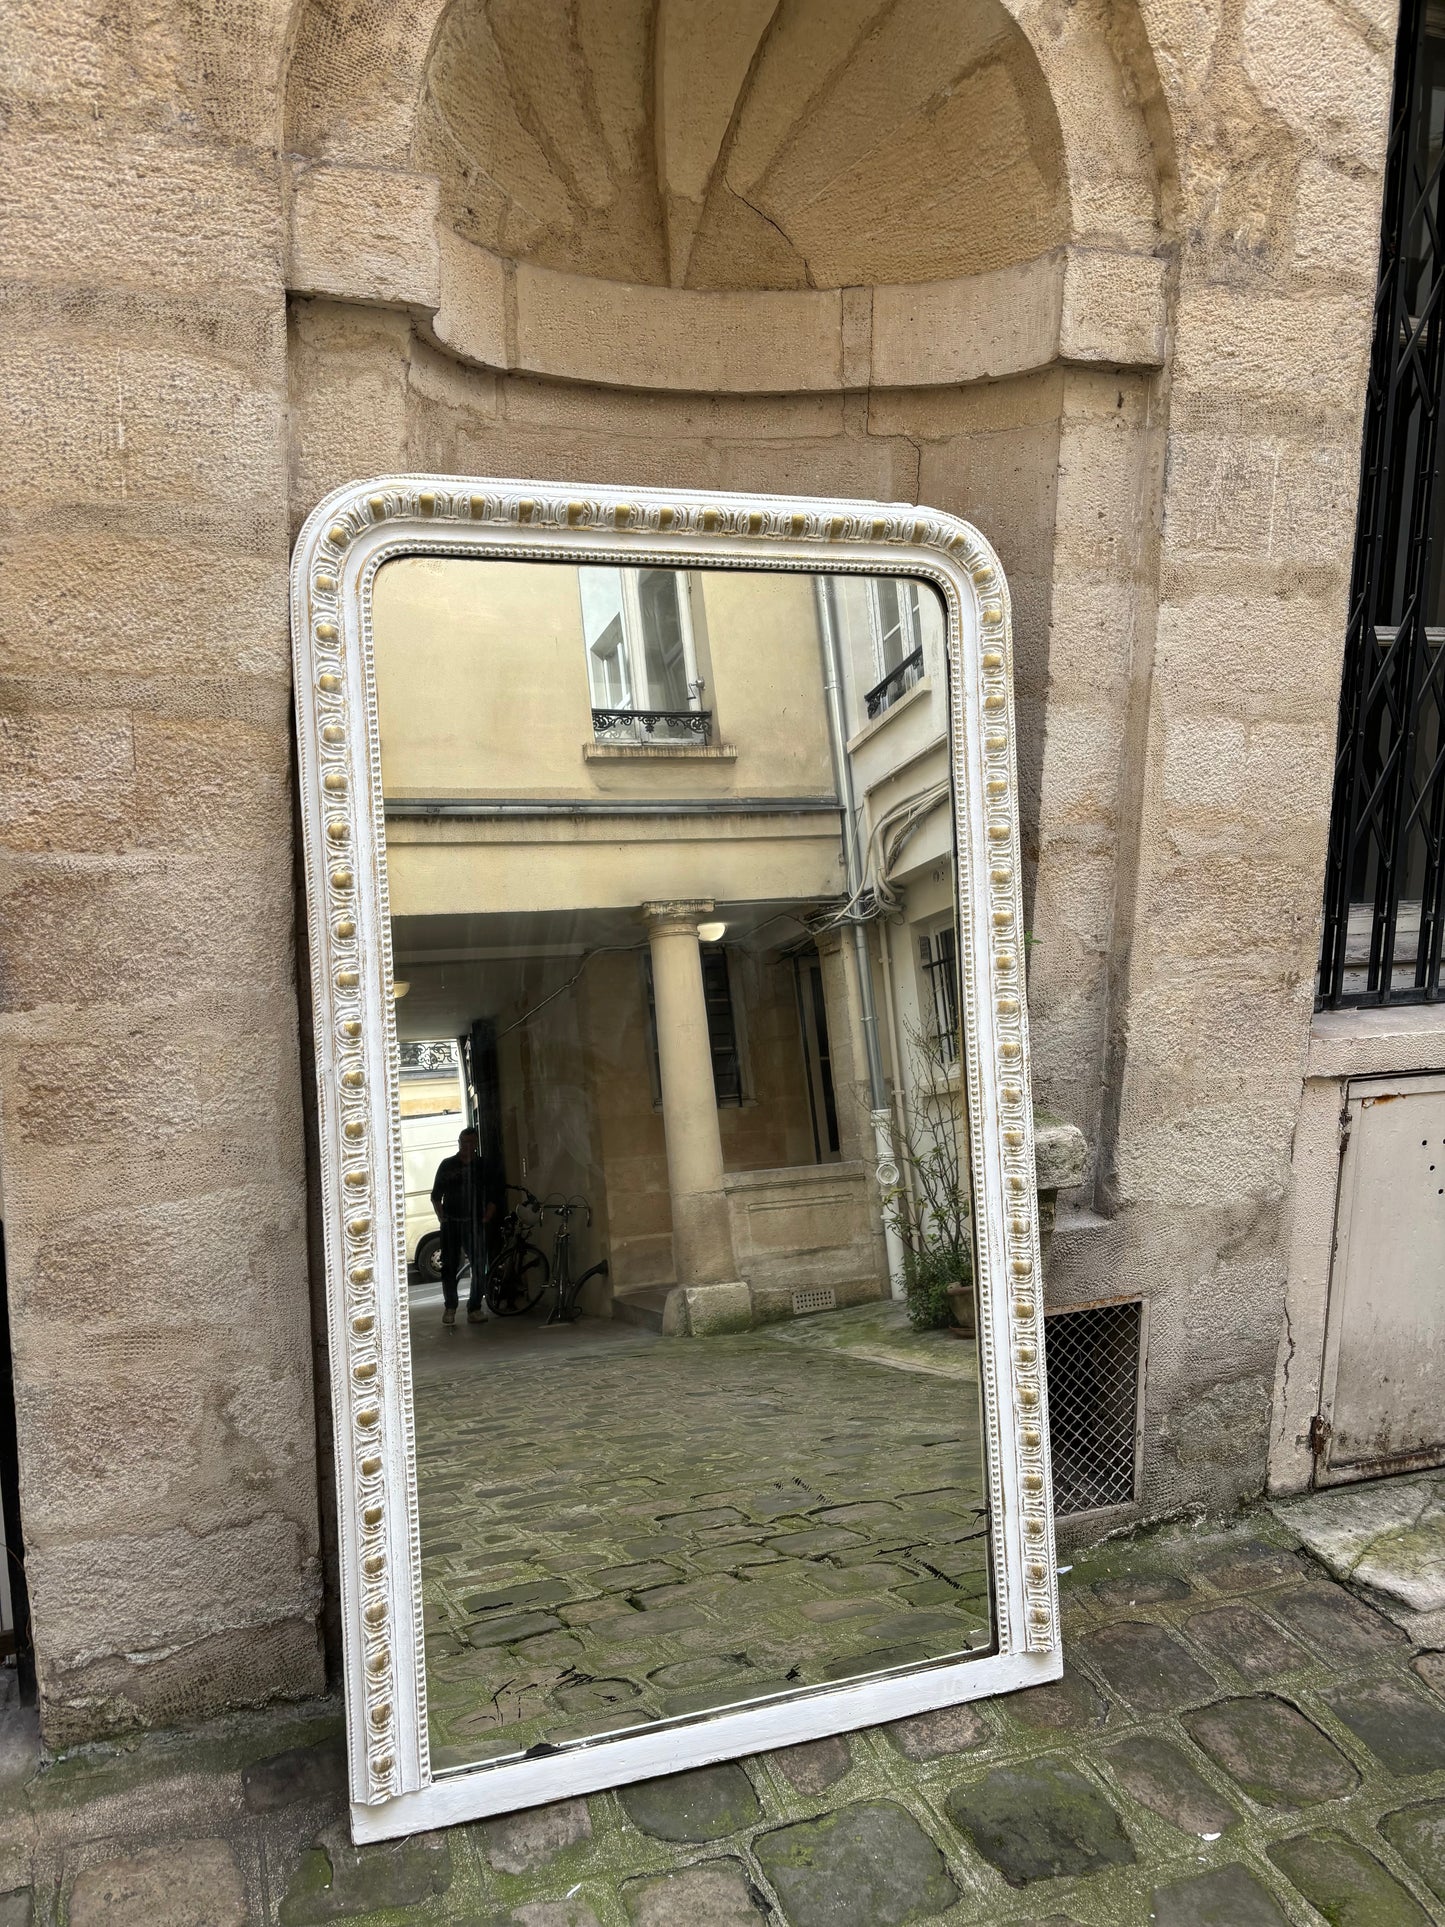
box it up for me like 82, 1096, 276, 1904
284, 0, 1176, 395
282, 0, 1177, 1209
413, 0, 1070, 289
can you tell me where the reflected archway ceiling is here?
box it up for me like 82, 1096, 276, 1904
413, 0, 1069, 290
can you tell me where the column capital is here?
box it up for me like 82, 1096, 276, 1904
640, 899, 714, 939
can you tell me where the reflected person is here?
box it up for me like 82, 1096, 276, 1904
430, 1126, 502, 1328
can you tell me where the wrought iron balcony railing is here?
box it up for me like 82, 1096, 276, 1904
591, 707, 713, 747
863, 645, 925, 720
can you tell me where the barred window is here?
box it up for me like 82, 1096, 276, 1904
645, 947, 743, 1105
1320, 0, 1445, 1006
918, 924, 960, 1065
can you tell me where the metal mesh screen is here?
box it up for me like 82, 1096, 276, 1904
1045, 1300, 1142, 1516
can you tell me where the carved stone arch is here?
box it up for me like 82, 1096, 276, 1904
283, 0, 1176, 278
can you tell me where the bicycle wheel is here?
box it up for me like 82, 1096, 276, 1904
485, 1241, 549, 1316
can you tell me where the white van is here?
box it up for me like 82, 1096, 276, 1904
399, 1054, 468, 1281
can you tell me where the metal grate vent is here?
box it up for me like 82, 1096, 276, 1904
1045, 1300, 1142, 1515
791, 1286, 837, 1315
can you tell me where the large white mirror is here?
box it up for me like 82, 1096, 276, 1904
291, 478, 1058, 1840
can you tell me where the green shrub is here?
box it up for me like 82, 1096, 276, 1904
903, 1244, 972, 1332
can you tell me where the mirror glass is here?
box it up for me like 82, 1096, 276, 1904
371, 557, 991, 1773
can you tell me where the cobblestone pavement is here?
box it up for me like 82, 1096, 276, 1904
412, 1305, 990, 1766
4, 1500, 1445, 1920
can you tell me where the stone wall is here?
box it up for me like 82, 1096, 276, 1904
0, 0, 324, 1739
0, 0, 1397, 1743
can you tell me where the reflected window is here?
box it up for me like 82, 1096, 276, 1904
919, 922, 961, 1067
833, 577, 927, 721
645, 946, 744, 1105
580, 567, 707, 744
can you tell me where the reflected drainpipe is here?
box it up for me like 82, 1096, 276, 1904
815, 578, 907, 1301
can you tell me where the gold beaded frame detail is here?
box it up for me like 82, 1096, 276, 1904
290, 476, 1060, 1840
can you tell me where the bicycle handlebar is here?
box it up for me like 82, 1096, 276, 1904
541, 1192, 592, 1228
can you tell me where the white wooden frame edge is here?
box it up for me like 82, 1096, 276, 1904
288, 475, 1061, 1842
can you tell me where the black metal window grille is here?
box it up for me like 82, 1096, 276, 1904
865, 646, 925, 720
1046, 1299, 1142, 1515
1321, 0, 1445, 1006
591, 706, 713, 746
644, 946, 743, 1105
919, 925, 960, 1065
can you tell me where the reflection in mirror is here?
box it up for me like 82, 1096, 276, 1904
371, 558, 990, 1773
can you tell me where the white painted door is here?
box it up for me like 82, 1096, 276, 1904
1316, 1071, 1445, 1484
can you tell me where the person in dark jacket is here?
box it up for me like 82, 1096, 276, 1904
430, 1126, 503, 1326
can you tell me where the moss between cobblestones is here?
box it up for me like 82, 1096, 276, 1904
6, 1506, 1445, 1924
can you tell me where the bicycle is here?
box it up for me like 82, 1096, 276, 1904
480, 1186, 551, 1316
541, 1194, 610, 1325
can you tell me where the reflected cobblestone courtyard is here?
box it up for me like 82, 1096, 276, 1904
5, 1495, 1445, 1923
411, 1303, 991, 1766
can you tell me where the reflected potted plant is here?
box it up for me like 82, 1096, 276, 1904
881, 1026, 975, 1337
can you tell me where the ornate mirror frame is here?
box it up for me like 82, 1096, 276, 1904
290, 475, 1060, 1842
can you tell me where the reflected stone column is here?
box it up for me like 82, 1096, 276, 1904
642, 900, 739, 1290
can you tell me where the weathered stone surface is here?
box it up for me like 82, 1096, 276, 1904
754, 1801, 957, 1927
1150, 1863, 1291, 1926
768, 1735, 852, 1795
1091, 1573, 1192, 1607
241, 1737, 346, 1813
1183, 1603, 1308, 1683
1184, 1696, 1359, 1808
1271, 1472, 1445, 1614
946, 1759, 1135, 1886
617, 1763, 760, 1842
69, 1842, 247, 1927
502, 1902, 603, 1927
479, 1798, 592, 1874
1003, 1663, 1109, 1732
1415, 1651, 1445, 1699
278, 1827, 452, 1923
1379, 1798, 1445, 1905
1199, 1544, 1306, 1594
1102, 1735, 1239, 1837
883, 1701, 991, 1760
1320, 1675, 1445, 1776
0, 1894, 32, 1927
622, 1860, 765, 1925
1080, 1621, 1216, 1713
1269, 1830, 1431, 1926
1269, 1585, 1408, 1667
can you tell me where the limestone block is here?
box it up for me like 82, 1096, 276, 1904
1152, 592, 1345, 715
0, 338, 286, 511
0, 528, 288, 684
24, 1513, 318, 1659
1162, 712, 1333, 828
288, 164, 440, 310
1241, 0, 1391, 167
432, 230, 507, 370
1, 128, 281, 294
676, 1281, 753, 1337
871, 255, 1064, 389
1060, 250, 1168, 367
1295, 159, 1385, 277
1172, 288, 1372, 402
512, 262, 843, 392
130, 714, 291, 853
0, 710, 135, 855
0, 853, 297, 1017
